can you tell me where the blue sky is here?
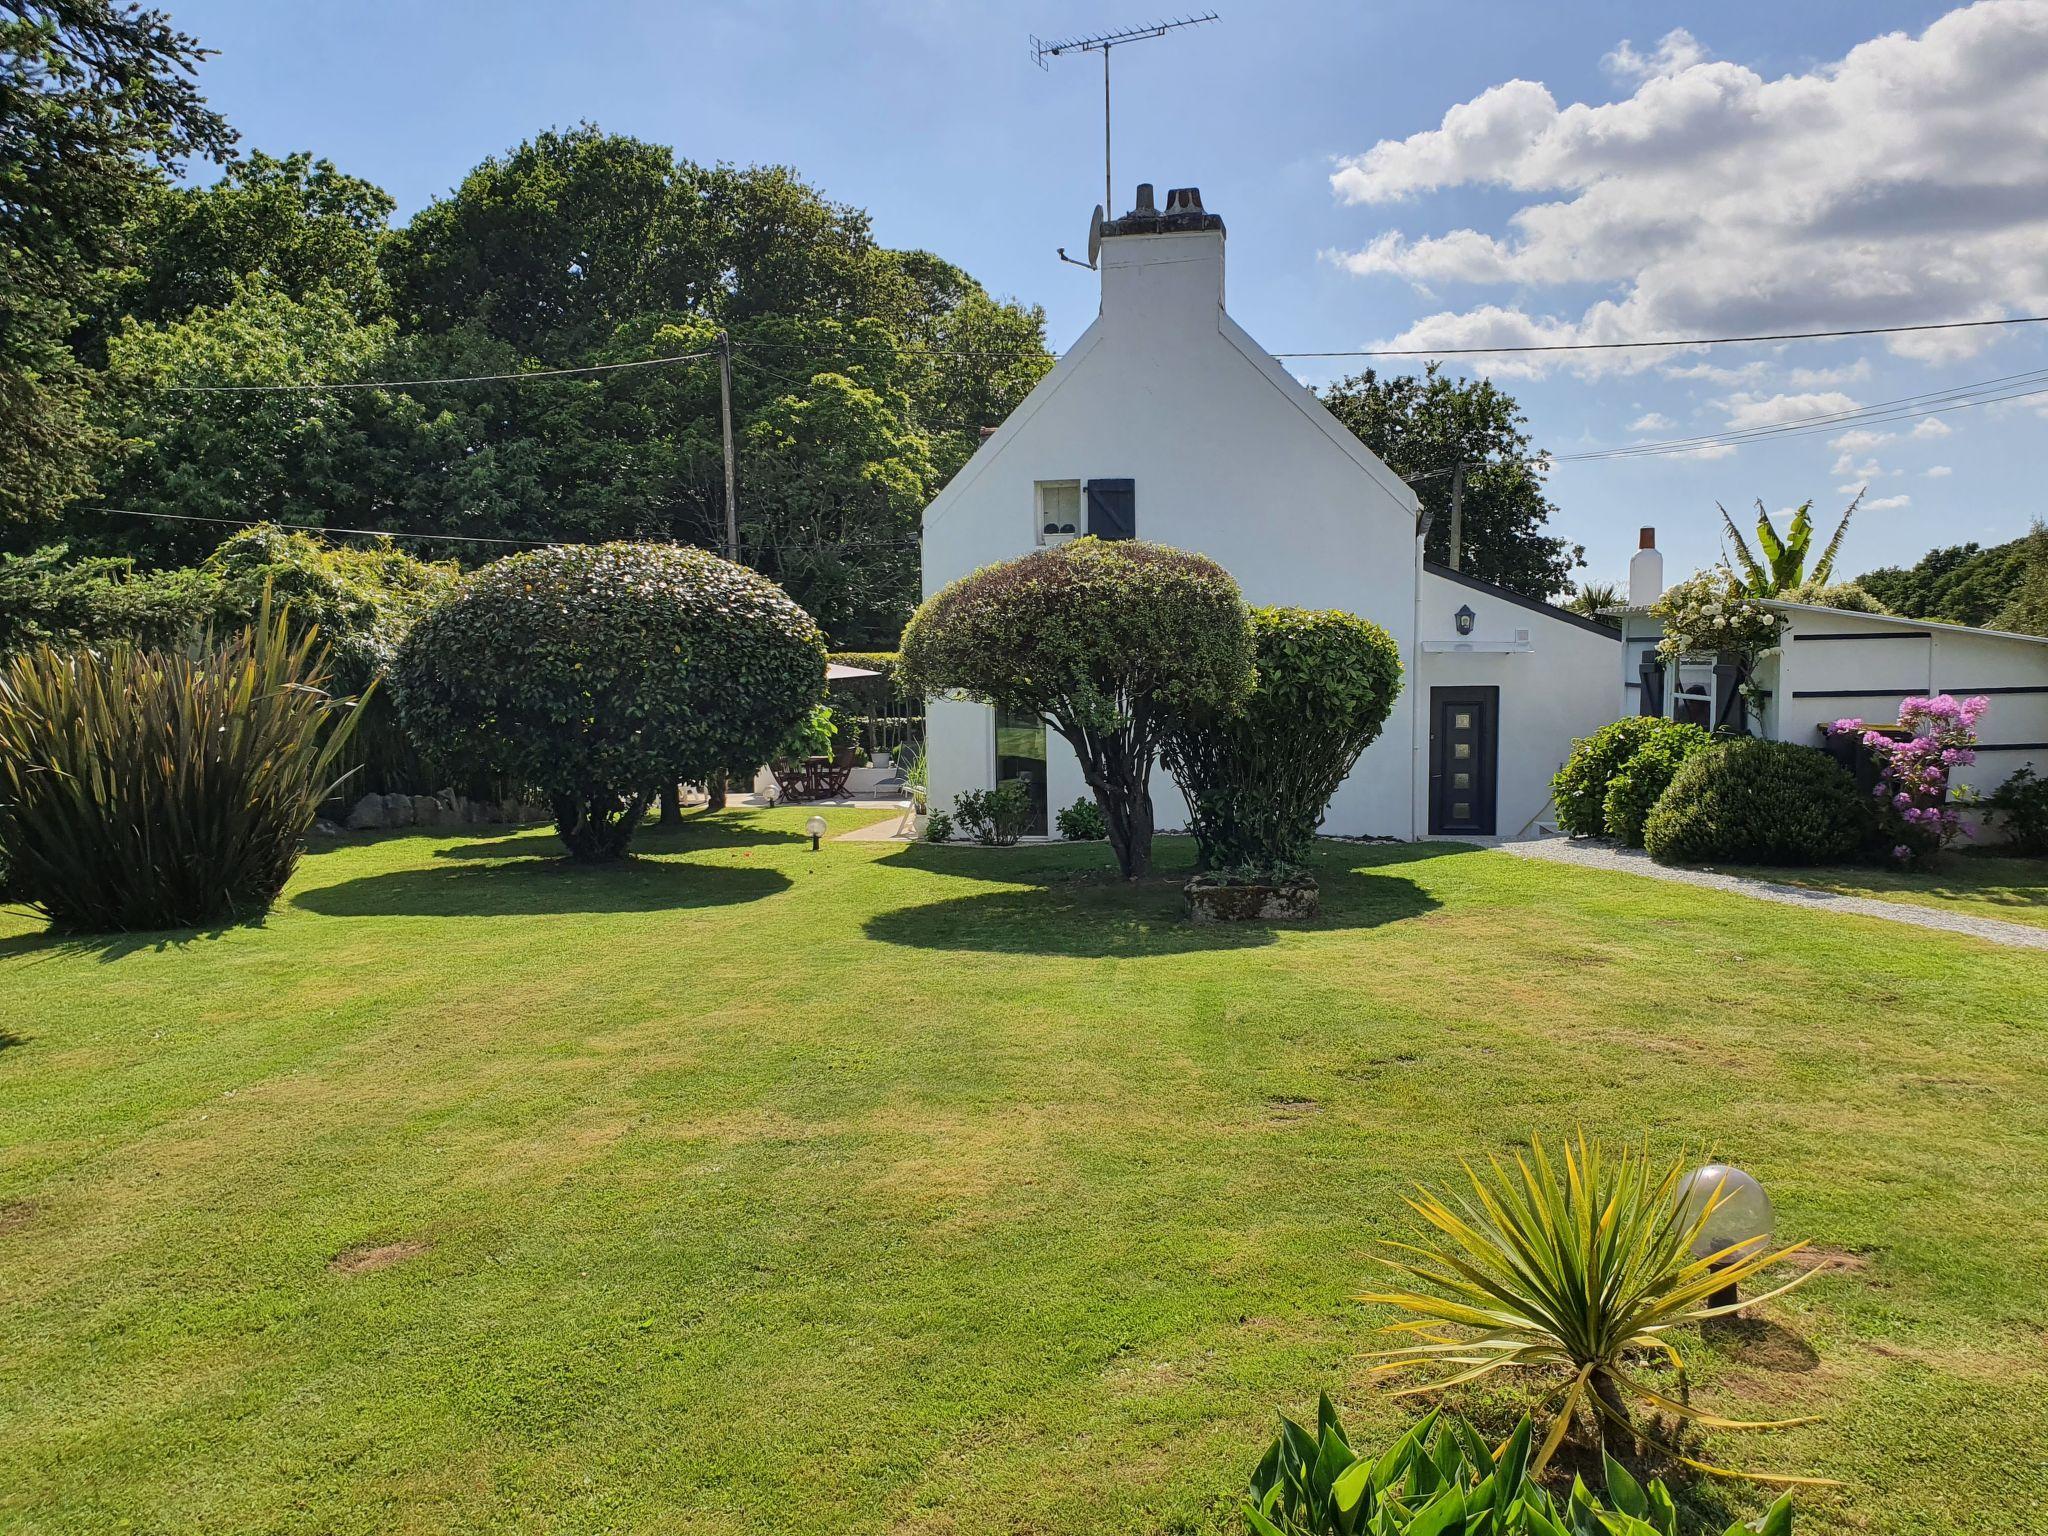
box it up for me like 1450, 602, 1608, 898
169, 0, 2048, 591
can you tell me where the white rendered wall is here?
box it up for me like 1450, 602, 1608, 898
921, 224, 1423, 839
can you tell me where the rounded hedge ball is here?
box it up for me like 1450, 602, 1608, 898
394, 542, 825, 807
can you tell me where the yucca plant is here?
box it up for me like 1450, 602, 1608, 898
1245, 1396, 1793, 1536
0, 596, 366, 930
1363, 1135, 1834, 1487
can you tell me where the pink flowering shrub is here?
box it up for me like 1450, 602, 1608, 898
1825, 694, 1989, 863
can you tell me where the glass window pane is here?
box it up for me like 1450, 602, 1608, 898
1454, 742, 1471, 759
1453, 711, 1471, 729
994, 707, 1049, 836
1453, 802, 1470, 820
1453, 772, 1470, 789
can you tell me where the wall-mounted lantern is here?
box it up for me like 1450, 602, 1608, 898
1454, 604, 1476, 636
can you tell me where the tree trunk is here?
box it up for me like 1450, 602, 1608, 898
659, 783, 682, 826
1087, 753, 1155, 880
707, 773, 728, 812
550, 792, 648, 862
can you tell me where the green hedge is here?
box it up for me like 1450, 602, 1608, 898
1643, 738, 1870, 866
1552, 716, 1689, 838
1601, 722, 1711, 847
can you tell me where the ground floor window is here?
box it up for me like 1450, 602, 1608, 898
1670, 657, 1716, 730
994, 708, 1049, 836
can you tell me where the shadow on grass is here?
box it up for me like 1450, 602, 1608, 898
0, 914, 262, 965
433, 811, 809, 863
864, 843, 1448, 957
0, 1029, 25, 1052
293, 857, 791, 918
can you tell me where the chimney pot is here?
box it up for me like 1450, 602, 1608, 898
1639, 526, 1656, 550
1133, 182, 1155, 214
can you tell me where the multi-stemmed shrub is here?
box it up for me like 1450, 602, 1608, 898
1246, 1398, 1795, 1536
1642, 740, 1869, 866
1162, 606, 1402, 873
1602, 722, 1711, 847
0, 600, 367, 930
900, 538, 1253, 878
1551, 717, 1679, 838
1364, 1134, 1831, 1488
395, 542, 824, 861
1987, 765, 2048, 855
1826, 694, 1989, 863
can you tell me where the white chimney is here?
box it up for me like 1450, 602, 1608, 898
1099, 182, 1225, 327
1628, 526, 1664, 607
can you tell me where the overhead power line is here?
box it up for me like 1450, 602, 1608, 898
140, 348, 719, 395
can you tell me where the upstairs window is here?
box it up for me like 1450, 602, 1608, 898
1035, 481, 1081, 545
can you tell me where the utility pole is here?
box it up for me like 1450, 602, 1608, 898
717, 329, 739, 561
1032, 15, 1219, 218
1448, 461, 1467, 573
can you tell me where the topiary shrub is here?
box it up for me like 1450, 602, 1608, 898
1600, 722, 1711, 847
1643, 738, 1870, 866
1055, 796, 1107, 841
0, 599, 367, 930
900, 538, 1253, 879
1162, 606, 1402, 873
1551, 717, 1679, 838
394, 542, 825, 861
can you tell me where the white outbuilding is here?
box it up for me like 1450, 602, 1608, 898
918, 184, 1621, 842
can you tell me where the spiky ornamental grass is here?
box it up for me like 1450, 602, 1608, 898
0, 596, 365, 931
1363, 1134, 1837, 1488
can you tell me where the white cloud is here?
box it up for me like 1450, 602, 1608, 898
1628, 411, 1675, 431
1835, 481, 1867, 494
1827, 428, 1894, 452
1864, 494, 1912, 510
1911, 417, 1954, 439
1670, 442, 1738, 461
1659, 359, 1768, 385
1789, 358, 1873, 388
1329, 4, 2048, 372
1925, 464, 1954, 477
1719, 390, 1859, 431
1603, 29, 1710, 83
1832, 454, 1882, 478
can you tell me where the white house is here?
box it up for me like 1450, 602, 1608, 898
1613, 530, 2048, 805
918, 184, 1621, 843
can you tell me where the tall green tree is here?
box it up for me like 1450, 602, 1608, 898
1318, 363, 1582, 598
1, 0, 234, 526
1994, 521, 2048, 638
1859, 535, 2034, 627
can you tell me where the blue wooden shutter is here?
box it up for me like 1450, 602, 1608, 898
1087, 478, 1135, 541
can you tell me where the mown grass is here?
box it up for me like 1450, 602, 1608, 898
1721, 847, 2048, 931
1, 808, 2044, 1534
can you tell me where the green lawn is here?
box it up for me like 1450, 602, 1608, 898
1721, 848, 2048, 932
3, 810, 2045, 1534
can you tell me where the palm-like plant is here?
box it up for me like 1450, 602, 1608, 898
1719, 493, 1862, 596
1363, 1135, 1835, 1486
1564, 581, 1625, 619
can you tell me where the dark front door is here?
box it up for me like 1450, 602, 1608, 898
1429, 686, 1498, 836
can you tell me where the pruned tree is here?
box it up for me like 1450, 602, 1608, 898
394, 542, 825, 861
1162, 606, 1403, 873
899, 538, 1253, 879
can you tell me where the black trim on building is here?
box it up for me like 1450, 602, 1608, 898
1421, 561, 1621, 640
1979, 742, 2048, 752
1792, 630, 1933, 642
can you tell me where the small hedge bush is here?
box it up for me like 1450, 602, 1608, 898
1551, 716, 1676, 838
953, 784, 1031, 846
1055, 796, 1107, 840
1643, 738, 1869, 866
1987, 765, 2048, 856
1601, 721, 1710, 847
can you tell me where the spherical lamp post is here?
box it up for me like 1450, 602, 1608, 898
806, 814, 828, 852
1678, 1162, 1775, 1309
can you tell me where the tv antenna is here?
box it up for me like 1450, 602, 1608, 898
1032, 14, 1219, 235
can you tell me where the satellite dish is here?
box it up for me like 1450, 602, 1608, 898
1086, 204, 1104, 268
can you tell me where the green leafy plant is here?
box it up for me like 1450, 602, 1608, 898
900, 537, 1254, 878
394, 542, 824, 861
1246, 1397, 1794, 1536
921, 809, 954, 843
1055, 796, 1107, 841
1987, 765, 2048, 855
1643, 739, 1870, 866
0, 597, 366, 930
1719, 495, 1860, 597
953, 784, 1030, 846
1552, 718, 1678, 838
1364, 1135, 1833, 1487
775, 702, 836, 763
1163, 606, 1402, 873
1652, 569, 1785, 670
1603, 724, 1711, 848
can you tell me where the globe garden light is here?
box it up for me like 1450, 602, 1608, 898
1679, 1162, 1775, 1307
806, 814, 827, 851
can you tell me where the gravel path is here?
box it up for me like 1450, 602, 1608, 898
1500, 835, 2048, 952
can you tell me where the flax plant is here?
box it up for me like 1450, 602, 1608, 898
1363, 1134, 1836, 1487
0, 594, 366, 930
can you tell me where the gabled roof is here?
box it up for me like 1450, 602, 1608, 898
1425, 561, 1621, 640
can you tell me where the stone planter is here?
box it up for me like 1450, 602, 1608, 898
1184, 870, 1321, 923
